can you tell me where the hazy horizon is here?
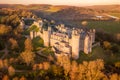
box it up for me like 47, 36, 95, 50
0, 0, 120, 6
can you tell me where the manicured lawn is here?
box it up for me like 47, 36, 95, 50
65, 20, 120, 34
87, 21, 120, 34
77, 46, 120, 65
32, 36, 44, 50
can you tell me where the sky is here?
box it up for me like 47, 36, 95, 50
0, 0, 120, 6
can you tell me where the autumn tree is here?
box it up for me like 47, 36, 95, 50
103, 41, 112, 50
20, 51, 35, 66
115, 62, 120, 68
8, 38, 18, 50
19, 76, 27, 80
12, 77, 19, 80
3, 59, 9, 68
81, 21, 88, 26
1, 14, 20, 28
24, 38, 33, 51
0, 59, 4, 69
8, 66, 15, 76
0, 24, 12, 36
2, 75, 9, 80
110, 73, 120, 80
42, 62, 50, 70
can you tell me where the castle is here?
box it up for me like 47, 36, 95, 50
20, 18, 95, 59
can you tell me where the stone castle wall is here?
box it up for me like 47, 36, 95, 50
25, 19, 95, 59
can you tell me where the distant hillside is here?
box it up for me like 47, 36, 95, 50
86, 5, 120, 13
0, 4, 72, 12
45, 7, 103, 21
0, 4, 120, 19
86, 5, 120, 18
0, 4, 26, 8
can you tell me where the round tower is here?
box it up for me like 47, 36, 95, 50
84, 35, 92, 54
43, 27, 51, 47
71, 29, 80, 59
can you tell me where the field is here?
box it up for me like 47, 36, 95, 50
64, 20, 120, 34
77, 46, 120, 65
109, 13, 120, 18
88, 21, 120, 34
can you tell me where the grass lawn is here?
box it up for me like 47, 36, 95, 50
87, 21, 120, 34
65, 20, 120, 34
32, 36, 44, 50
77, 46, 120, 65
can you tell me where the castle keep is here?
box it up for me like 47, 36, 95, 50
21, 18, 95, 59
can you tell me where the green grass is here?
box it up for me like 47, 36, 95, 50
66, 20, 120, 34
87, 21, 120, 34
77, 46, 120, 65
22, 29, 30, 35
32, 36, 44, 50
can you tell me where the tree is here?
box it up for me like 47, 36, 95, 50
0, 59, 4, 69
2, 75, 9, 80
115, 62, 120, 68
12, 77, 19, 80
42, 62, 50, 70
81, 21, 88, 26
8, 38, 18, 50
110, 74, 120, 80
0, 24, 12, 36
3, 59, 9, 68
20, 51, 35, 66
19, 76, 27, 80
8, 66, 15, 76
103, 41, 112, 50
24, 38, 33, 51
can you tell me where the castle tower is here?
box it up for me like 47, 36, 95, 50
43, 27, 51, 46
71, 29, 80, 59
20, 20, 25, 29
84, 35, 92, 54
92, 29, 95, 43
30, 31, 34, 39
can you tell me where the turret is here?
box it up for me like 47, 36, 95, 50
84, 34, 92, 54
30, 31, 34, 39
43, 26, 51, 46
71, 29, 80, 59
90, 29, 95, 43
92, 29, 95, 43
